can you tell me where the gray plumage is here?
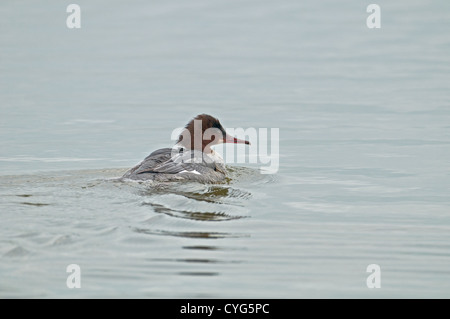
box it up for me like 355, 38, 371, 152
122, 148, 227, 183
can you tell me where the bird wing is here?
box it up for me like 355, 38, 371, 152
134, 148, 218, 175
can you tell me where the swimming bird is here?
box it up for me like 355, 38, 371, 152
122, 114, 250, 183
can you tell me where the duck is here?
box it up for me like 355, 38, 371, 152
122, 114, 250, 183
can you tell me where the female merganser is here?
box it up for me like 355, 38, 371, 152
122, 114, 250, 183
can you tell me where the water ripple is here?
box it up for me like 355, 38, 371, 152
132, 227, 249, 239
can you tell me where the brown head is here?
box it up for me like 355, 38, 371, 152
177, 114, 250, 152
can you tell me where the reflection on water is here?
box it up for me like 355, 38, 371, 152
132, 227, 249, 239
129, 174, 254, 277
148, 258, 243, 264
127, 167, 261, 245
178, 272, 220, 277
142, 202, 244, 221
140, 184, 252, 221
20, 202, 50, 207
143, 185, 253, 204
182, 245, 247, 251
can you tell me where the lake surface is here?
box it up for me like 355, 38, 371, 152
1, 0, 450, 298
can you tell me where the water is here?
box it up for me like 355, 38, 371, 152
1, 0, 450, 298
